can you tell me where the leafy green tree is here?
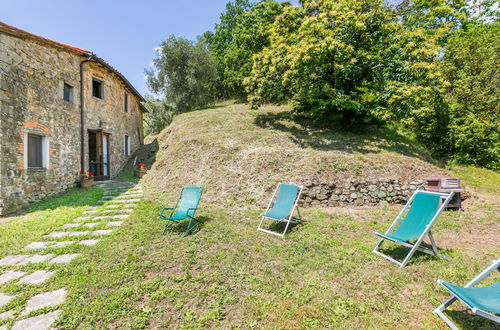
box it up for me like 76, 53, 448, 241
205, 0, 289, 98
146, 35, 217, 114
245, 0, 404, 124
142, 97, 176, 136
441, 22, 500, 169
245, 0, 467, 129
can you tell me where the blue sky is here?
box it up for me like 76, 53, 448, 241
1, 0, 296, 96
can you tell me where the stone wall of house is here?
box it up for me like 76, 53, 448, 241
0, 31, 144, 215
299, 179, 426, 207
83, 62, 144, 177
0, 32, 82, 214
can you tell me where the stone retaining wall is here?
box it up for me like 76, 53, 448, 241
300, 179, 426, 207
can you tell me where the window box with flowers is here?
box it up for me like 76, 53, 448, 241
134, 164, 147, 178
79, 171, 94, 189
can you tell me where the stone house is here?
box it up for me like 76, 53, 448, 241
0, 22, 146, 215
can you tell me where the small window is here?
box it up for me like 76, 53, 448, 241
28, 134, 44, 168
124, 135, 130, 155
92, 79, 103, 99
63, 83, 74, 103
124, 92, 129, 112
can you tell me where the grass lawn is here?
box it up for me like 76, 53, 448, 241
1, 167, 497, 329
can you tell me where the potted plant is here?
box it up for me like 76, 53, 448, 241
79, 171, 94, 189
134, 164, 147, 178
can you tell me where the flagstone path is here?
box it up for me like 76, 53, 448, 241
0, 181, 142, 329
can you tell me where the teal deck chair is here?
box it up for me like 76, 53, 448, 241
257, 183, 303, 238
434, 259, 500, 329
373, 189, 454, 267
159, 187, 203, 236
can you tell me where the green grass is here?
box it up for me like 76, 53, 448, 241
2, 183, 497, 329
450, 165, 500, 195
140, 104, 447, 210
0, 186, 103, 256
0, 186, 103, 328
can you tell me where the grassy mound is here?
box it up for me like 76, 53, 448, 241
141, 103, 447, 207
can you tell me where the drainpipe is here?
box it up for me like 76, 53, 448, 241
79, 54, 94, 172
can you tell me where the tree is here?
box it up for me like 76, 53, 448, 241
146, 35, 217, 114
245, 0, 402, 125
245, 0, 467, 129
142, 97, 176, 136
205, 0, 289, 99
441, 22, 500, 169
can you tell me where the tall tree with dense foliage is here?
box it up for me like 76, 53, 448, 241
205, 0, 289, 99
146, 35, 217, 114
440, 22, 500, 169
384, 0, 465, 156
245, 0, 465, 127
245, 0, 410, 124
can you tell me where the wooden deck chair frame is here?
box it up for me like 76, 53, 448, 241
257, 183, 303, 238
373, 189, 454, 267
433, 259, 500, 329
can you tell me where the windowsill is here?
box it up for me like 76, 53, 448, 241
63, 100, 74, 104
27, 168, 46, 171
92, 96, 104, 100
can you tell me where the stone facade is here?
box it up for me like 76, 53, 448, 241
300, 179, 427, 207
0, 22, 144, 215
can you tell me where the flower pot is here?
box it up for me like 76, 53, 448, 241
80, 178, 94, 189
134, 171, 146, 178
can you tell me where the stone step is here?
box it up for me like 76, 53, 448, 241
0, 271, 26, 284
20, 289, 65, 316
18, 270, 55, 285
12, 310, 61, 330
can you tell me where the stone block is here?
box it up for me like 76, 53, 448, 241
48, 254, 80, 264
17, 254, 54, 265
0, 310, 14, 321
51, 241, 74, 248
24, 242, 51, 250
79, 239, 99, 246
83, 222, 99, 228
12, 310, 61, 330
0, 293, 15, 308
107, 221, 123, 227
21, 289, 65, 316
0, 271, 26, 284
92, 230, 113, 236
18, 270, 55, 285
0, 255, 28, 266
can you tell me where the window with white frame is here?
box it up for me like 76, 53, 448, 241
124, 135, 130, 155
26, 133, 49, 169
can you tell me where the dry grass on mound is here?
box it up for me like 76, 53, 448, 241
140, 104, 448, 208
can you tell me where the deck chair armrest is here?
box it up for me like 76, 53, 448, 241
160, 207, 174, 218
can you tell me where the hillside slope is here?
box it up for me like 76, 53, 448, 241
141, 103, 447, 207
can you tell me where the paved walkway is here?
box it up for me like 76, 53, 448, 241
0, 181, 143, 330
